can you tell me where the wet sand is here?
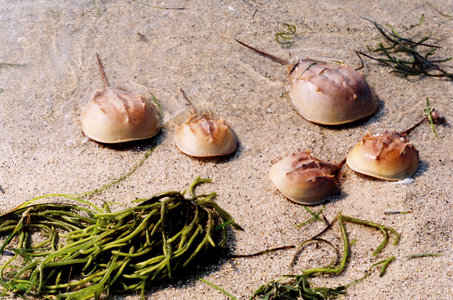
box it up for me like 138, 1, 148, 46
0, 0, 452, 299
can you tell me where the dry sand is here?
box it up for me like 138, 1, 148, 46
0, 0, 452, 299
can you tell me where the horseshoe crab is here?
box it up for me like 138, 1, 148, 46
235, 40, 378, 125
174, 89, 238, 157
269, 151, 342, 205
80, 54, 161, 143
346, 131, 419, 181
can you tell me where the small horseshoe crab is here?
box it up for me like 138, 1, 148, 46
346, 131, 419, 181
80, 54, 162, 143
235, 40, 378, 125
269, 151, 343, 205
174, 89, 238, 158
346, 105, 445, 181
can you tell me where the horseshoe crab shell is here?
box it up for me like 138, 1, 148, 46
235, 40, 378, 125
287, 60, 378, 125
174, 114, 238, 157
269, 151, 340, 205
81, 87, 162, 143
346, 131, 419, 180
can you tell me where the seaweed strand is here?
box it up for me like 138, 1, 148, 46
251, 214, 400, 299
358, 18, 453, 79
0, 178, 239, 299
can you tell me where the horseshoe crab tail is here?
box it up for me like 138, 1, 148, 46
235, 39, 292, 70
96, 52, 109, 88
336, 158, 347, 171
179, 88, 198, 115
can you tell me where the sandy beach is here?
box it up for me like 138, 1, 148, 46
0, 0, 452, 299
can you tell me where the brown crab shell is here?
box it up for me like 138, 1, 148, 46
174, 114, 238, 157
81, 87, 162, 143
287, 59, 378, 125
346, 131, 419, 180
269, 151, 339, 205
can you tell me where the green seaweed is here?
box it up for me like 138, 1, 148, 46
199, 277, 238, 300
275, 23, 296, 46
92, 0, 101, 15
357, 18, 453, 79
373, 256, 396, 277
406, 252, 442, 258
251, 214, 400, 299
425, 1, 453, 18
296, 205, 326, 227
80, 138, 158, 197
0, 178, 239, 299
0, 63, 25, 68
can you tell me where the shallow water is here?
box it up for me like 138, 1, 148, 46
0, 1, 452, 299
